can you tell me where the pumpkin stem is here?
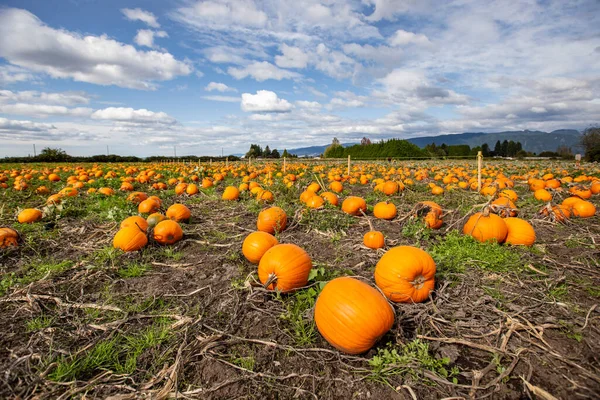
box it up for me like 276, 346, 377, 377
263, 273, 278, 290
359, 209, 374, 231
410, 275, 426, 290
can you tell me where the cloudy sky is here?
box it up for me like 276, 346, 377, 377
0, 0, 599, 157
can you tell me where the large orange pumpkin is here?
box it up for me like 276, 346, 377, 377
138, 198, 160, 214
153, 220, 184, 245
222, 186, 240, 200
504, 218, 536, 246
314, 277, 394, 354
463, 212, 508, 243
0, 227, 19, 248
373, 201, 397, 220
257, 207, 287, 234
571, 200, 596, 218
113, 226, 148, 252
17, 209, 43, 224
375, 246, 436, 303
341, 196, 367, 216
242, 231, 279, 264
166, 204, 191, 222
258, 244, 312, 292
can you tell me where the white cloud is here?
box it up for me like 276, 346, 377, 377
202, 95, 240, 102
314, 43, 356, 79
0, 117, 55, 132
91, 107, 177, 124
228, 62, 301, 81
172, 0, 267, 29
388, 30, 431, 46
241, 90, 292, 112
134, 29, 168, 48
0, 103, 92, 118
326, 98, 365, 110
0, 65, 37, 84
296, 100, 322, 110
0, 90, 90, 106
121, 8, 160, 28
275, 44, 309, 69
205, 82, 237, 92
0, 8, 191, 90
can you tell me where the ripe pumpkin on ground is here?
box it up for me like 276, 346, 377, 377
375, 246, 436, 303
503, 218, 536, 246
258, 243, 312, 292
17, 209, 43, 224
120, 216, 149, 231
314, 277, 394, 355
257, 207, 287, 234
222, 186, 240, 200
424, 211, 443, 229
306, 194, 324, 209
364, 231, 385, 249
242, 231, 279, 264
571, 200, 596, 218
153, 220, 184, 245
320, 192, 339, 206
490, 197, 518, 218
540, 204, 570, 222
341, 196, 367, 216
166, 204, 191, 222
138, 198, 160, 214
0, 227, 19, 248
416, 201, 442, 217
373, 201, 397, 220
463, 211, 508, 243
113, 226, 148, 252
147, 213, 167, 228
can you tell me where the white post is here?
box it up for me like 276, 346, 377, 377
283, 157, 286, 174
477, 151, 483, 192
347, 155, 351, 176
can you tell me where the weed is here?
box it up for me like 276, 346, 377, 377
368, 340, 459, 386
548, 283, 569, 301
159, 247, 183, 261
232, 356, 255, 371
402, 219, 431, 242
26, 315, 54, 332
117, 262, 150, 278
299, 207, 355, 232
429, 231, 521, 275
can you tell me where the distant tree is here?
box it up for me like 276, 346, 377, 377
245, 144, 263, 158
516, 150, 528, 159
38, 147, 70, 162
581, 126, 600, 162
263, 145, 272, 158
324, 137, 343, 158
501, 140, 509, 157
481, 143, 491, 157
556, 145, 573, 159
282, 149, 289, 158
360, 137, 372, 146
271, 148, 280, 158
494, 140, 502, 156
332, 137, 341, 146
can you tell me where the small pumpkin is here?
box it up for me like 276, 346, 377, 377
382, 181, 399, 195
222, 186, 240, 200
138, 198, 160, 214
113, 226, 148, 252
373, 201, 397, 220
17, 208, 43, 224
320, 191, 339, 206
147, 212, 167, 228
153, 220, 184, 245
120, 216, 149, 231
534, 189, 552, 202
242, 231, 279, 264
330, 181, 343, 193
364, 231, 385, 249
258, 243, 312, 292
257, 207, 287, 234
306, 195, 324, 209
127, 191, 148, 204
375, 246, 436, 303
0, 227, 19, 248
571, 200, 596, 218
341, 196, 367, 216
166, 204, 191, 222
504, 217, 536, 246
463, 211, 508, 243
314, 277, 394, 354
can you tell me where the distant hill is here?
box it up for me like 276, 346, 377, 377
406, 129, 583, 154
283, 129, 582, 156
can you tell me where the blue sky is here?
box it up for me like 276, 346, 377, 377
0, 0, 599, 157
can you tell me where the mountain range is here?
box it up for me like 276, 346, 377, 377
283, 129, 583, 156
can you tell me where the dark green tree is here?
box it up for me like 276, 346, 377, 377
481, 143, 491, 157
38, 147, 70, 162
245, 144, 263, 158
282, 149, 289, 158
263, 145, 272, 158
581, 126, 600, 162
501, 140, 509, 157
494, 140, 502, 156
271, 149, 280, 158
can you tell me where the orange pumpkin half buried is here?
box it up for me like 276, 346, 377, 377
314, 277, 394, 354
258, 244, 312, 292
375, 246, 436, 303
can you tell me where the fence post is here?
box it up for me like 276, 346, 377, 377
226, 157, 229, 167
477, 151, 483, 193
347, 155, 351, 176
248, 157, 251, 167
283, 157, 286, 174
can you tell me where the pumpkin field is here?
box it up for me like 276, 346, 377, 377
1, 159, 599, 399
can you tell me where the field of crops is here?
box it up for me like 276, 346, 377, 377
1, 159, 599, 399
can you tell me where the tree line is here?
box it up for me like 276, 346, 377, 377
244, 144, 297, 158
324, 138, 428, 158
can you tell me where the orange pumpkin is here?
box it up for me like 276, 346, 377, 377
341, 196, 367, 216
375, 246, 436, 303
113, 226, 148, 252
320, 191, 339, 206
127, 191, 148, 204
382, 181, 399, 195
17, 208, 43, 224
186, 184, 199, 195
490, 197, 518, 217
166, 204, 191, 222
257, 207, 287, 234
0, 227, 19, 248
330, 181, 343, 193
138, 198, 160, 214
540, 205, 570, 222
534, 189, 552, 202
153, 220, 184, 245
373, 201, 397, 220
504, 218, 536, 246
424, 211, 443, 229
571, 200, 596, 218
364, 231, 385, 249
306, 194, 325, 209
314, 277, 394, 354
463, 212, 508, 243
222, 186, 240, 200
258, 244, 312, 292
147, 212, 167, 228
242, 231, 279, 264
417, 201, 442, 217
120, 216, 149, 231
569, 186, 592, 199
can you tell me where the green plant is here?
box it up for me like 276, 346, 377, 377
118, 262, 150, 278
26, 315, 54, 332
368, 340, 459, 386
402, 219, 431, 241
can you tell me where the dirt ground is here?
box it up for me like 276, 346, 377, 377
1, 161, 599, 399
